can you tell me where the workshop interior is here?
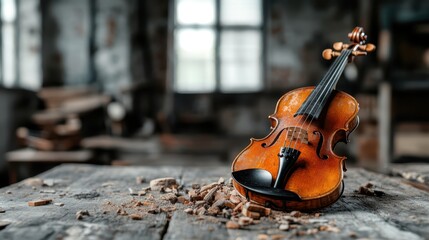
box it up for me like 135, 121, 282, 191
1, 0, 428, 185
0, 0, 428, 238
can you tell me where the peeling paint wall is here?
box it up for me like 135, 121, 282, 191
17, 0, 41, 90
42, 0, 90, 86
268, 0, 355, 89
94, 0, 130, 95
41, 0, 134, 96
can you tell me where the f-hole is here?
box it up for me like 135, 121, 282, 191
261, 128, 286, 148
313, 131, 328, 160
262, 127, 309, 148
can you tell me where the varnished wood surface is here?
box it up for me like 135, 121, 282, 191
0, 164, 428, 240
232, 87, 359, 210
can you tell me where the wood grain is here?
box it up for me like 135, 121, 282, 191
0, 164, 427, 239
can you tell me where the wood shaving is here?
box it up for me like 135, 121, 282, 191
76, 210, 90, 220
129, 214, 143, 220
28, 199, 52, 207
150, 177, 177, 191
97, 175, 341, 236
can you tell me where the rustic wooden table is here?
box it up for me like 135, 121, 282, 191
0, 164, 428, 240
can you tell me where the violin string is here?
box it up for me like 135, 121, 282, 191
302, 50, 351, 133
291, 50, 350, 150
290, 50, 350, 150
282, 49, 349, 149
293, 49, 351, 150
282, 49, 347, 149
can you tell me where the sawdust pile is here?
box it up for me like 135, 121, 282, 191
99, 176, 342, 236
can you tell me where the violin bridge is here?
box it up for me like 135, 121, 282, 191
286, 127, 309, 144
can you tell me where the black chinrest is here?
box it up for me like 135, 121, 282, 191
232, 169, 302, 201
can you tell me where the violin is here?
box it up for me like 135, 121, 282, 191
231, 27, 376, 211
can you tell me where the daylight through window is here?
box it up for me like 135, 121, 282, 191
174, 0, 263, 93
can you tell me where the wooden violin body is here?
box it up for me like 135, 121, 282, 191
230, 27, 375, 211
232, 87, 359, 210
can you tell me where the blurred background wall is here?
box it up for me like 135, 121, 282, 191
1, 0, 428, 186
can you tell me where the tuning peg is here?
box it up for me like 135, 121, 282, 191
333, 42, 350, 51
351, 51, 367, 57
358, 43, 376, 52
322, 49, 341, 60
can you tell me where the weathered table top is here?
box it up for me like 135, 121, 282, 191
0, 164, 428, 240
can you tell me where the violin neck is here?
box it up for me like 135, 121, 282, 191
295, 49, 352, 120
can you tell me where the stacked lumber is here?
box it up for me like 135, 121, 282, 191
16, 117, 81, 151
16, 87, 110, 151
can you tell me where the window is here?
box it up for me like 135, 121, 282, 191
1, 0, 16, 88
1, 0, 41, 90
173, 0, 264, 93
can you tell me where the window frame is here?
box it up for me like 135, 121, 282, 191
1, 0, 42, 90
0, 0, 18, 88
170, 0, 268, 94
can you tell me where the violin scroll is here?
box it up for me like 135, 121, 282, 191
322, 27, 376, 61
348, 26, 367, 44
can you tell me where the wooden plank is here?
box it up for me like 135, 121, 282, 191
6, 149, 93, 163
32, 95, 111, 125
165, 211, 230, 240
0, 164, 179, 240
164, 167, 230, 240
38, 87, 94, 104
167, 167, 429, 240
327, 169, 428, 239
0, 164, 428, 239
